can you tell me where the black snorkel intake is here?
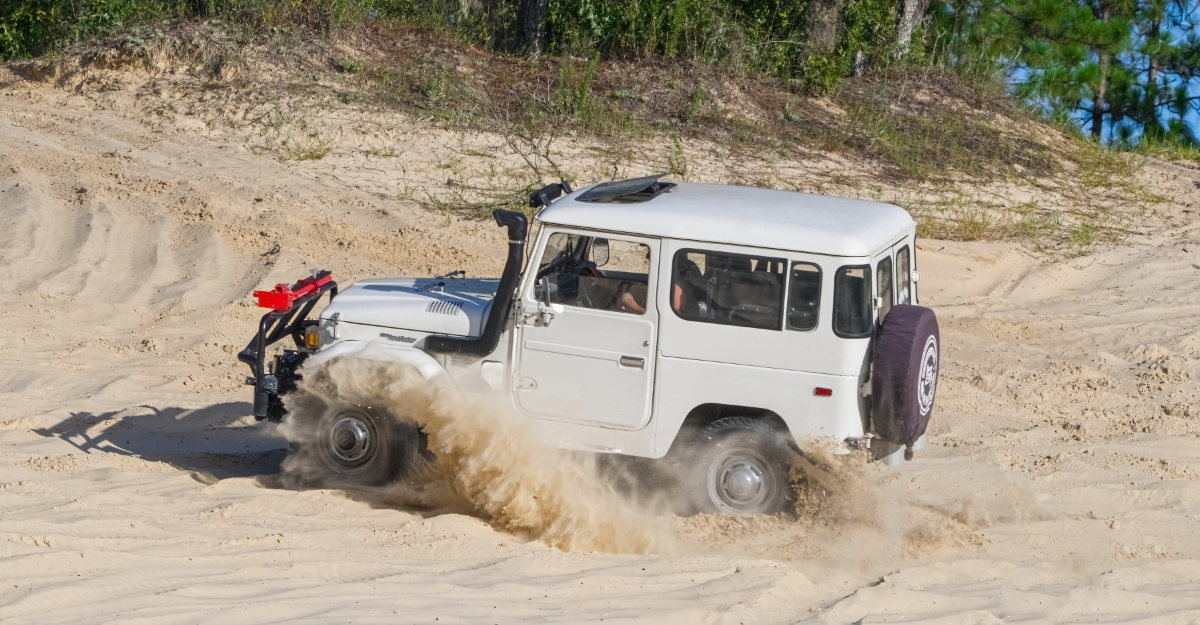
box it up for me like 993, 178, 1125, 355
425, 209, 528, 357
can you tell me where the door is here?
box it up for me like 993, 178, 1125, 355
515, 230, 660, 430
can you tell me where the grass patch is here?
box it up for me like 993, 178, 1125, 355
1122, 134, 1200, 163
279, 134, 333, 161
365, 144, 401, 157
823, 72, 1059, 183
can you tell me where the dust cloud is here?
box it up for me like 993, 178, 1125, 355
277, 357, 680, 554
270, 357, 992, 563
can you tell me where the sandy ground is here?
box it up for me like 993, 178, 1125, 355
4, 60, 1200, 624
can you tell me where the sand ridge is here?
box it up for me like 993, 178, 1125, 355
3, 59, 1200, 623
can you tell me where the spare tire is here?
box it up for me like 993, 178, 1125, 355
871, 304, 940, 445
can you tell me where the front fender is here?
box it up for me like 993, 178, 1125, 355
304, 340, 459, 397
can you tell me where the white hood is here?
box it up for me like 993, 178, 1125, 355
320, 277, 500, 338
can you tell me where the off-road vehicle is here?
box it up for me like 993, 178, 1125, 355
239, 175, 940, 515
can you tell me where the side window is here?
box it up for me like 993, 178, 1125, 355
537, 232, 579, 277
672, 250, 785, 330
535, 232, 650, 315
787, 262, 821, 331
896, 246, 911, 305
833, 266, 872, 338
876, 256, 893, 322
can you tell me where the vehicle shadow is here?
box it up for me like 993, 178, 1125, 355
29, 402, 289, 480
27, 404, 484, 519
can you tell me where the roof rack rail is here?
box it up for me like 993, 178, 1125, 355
576, 174, 675, 204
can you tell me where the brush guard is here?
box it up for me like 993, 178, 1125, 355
238, 270, 338, 422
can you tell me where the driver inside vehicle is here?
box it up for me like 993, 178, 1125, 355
579, 260, 648, 315
537, 233, 650, 315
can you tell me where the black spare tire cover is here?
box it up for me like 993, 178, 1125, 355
871, 304, 939, 445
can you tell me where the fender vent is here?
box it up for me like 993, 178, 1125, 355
426, 300, 465, 315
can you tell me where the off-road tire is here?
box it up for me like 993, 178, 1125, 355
292, 404, 421, 488
684, 417, 796, 516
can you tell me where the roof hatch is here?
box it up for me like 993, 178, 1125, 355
575, 174, 676, 204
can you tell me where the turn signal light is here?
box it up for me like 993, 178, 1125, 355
814, 387, 833, 397
304, 327, 321, 349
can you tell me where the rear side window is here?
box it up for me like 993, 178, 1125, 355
787, 262, 821, 331
876, 256, 893, 322
673, 250, 786, 330
834, 266, 872, 338
896, 246, 911, 305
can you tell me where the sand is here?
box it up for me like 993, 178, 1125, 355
4, 58, 1200, 624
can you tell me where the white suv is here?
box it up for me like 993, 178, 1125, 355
239, 175, 940, 515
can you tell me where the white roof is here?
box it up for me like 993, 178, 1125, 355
537, 183, 915, 257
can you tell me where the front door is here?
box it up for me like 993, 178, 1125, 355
515, 230, 660, 430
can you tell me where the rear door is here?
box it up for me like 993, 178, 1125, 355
514, 231, 660, 430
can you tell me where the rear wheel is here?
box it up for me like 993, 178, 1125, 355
300, 405, 421, 487
685, 417, 795, 515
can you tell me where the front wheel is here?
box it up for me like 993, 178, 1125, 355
684, 417, 796, 516
294, 405, 422, 487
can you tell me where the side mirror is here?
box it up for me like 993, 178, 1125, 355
592, 238, 610, 267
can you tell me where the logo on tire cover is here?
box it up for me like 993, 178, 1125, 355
918, 335, 938, 416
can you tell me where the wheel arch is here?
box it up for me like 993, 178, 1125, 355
304, 340, 462, 397
664, 403, 795, 457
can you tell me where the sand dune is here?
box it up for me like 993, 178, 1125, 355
4, 62, 1200, 623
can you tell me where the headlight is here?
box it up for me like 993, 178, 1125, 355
304, 326, 321, 349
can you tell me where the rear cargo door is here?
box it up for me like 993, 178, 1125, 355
514, 232, 659, 431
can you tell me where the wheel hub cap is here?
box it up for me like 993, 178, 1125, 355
726, 463, 761, 498
709, 451, 772, 513
329, 416, 371, 462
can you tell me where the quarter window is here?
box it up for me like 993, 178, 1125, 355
833, 266, 872, 338
672, 250, 786, 330
896, 246, 912, 305
787, 262, 821, 331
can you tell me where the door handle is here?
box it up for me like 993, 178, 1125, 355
619, 356, 645, 368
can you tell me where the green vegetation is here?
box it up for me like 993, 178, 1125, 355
8, 0, 1198, 149
0, 0, 1188, 138
0, 0, 1179, 254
